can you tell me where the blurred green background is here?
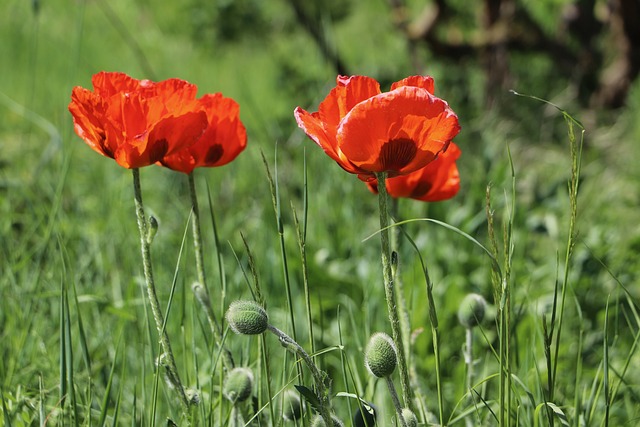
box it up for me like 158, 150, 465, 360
1, 0, 639, 424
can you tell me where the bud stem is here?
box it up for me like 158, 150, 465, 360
266, 324, 333, 426
132, 168, 189, 411
188, 172, 234, 371
375, 172, 413, 411
464, 327, 474, 427
385, 376, 408, 427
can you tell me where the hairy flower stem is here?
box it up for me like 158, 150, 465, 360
266, 324, 333, 426
132, 168, 189, 411
464, 327, 474, 427
385, 376, 409, 427
375, 172, 413, 411
188, 173, 234, 371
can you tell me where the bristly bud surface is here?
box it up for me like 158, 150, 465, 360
282, 390, 303, 421
311, 414, 345, 427
226, 300, 268, 335
364, 332, 397, 378
401, 408, 418, 427
223, 367, 254, 403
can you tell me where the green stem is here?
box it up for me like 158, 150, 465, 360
188, 173, 207, 295
187, 173, 234, 371
292, 205, 315, 357
375, 172, 413, 411
266, 324, 333, 426
464, 327, 474, 427
132, 168, 189, 411
385, 376, 408, 427
389, 199, 412, 357
390, 200, 430, 420
425, 275, 445, 426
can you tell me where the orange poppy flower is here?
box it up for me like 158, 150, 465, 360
294, 75, 460, 181
366, 142, 461, 202
158, 93, 247, 174
69, 71, 208, 169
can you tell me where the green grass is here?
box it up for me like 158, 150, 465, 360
2, 0, 640, 425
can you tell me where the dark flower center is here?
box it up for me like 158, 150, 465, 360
205, 144, 224, 165
380, 138, 417, 172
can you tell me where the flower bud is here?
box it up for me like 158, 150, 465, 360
226, 300, 268, 335
457, 293, 487, 329
311, 414, 344, 427
401, 408, 418, 427
282, 390, 303, 421
223, 367, 254, 403
364, 332, 397, 378
146, 215, 158, 244
191, 282, 210, 307
185, 388, 200, 406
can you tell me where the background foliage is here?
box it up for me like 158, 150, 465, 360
1, 0, 639, 425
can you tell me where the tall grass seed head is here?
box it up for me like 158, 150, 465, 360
226, 300, 268, 335
457, 293, 487, 329
364, 332, 397, 378
223, 367, 254, 403
311, 414, 345, 427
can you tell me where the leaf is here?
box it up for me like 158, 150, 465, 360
534, 402, 570, 427
294, 385, 323, 413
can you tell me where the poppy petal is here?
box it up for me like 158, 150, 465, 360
116, 111, 208, 169
294, 107, 339, 159
337, 86, 460, 175
196, 94, 247, 166
69, 87, 116, 159
391, 142, 461, 201
92, 71, 142, 97
391, 76, 435, 95
318, 75, 381, 132
160, 94, 247, 173
367, 142, 461, 201
295, 106, 362, 175
145, 79, 199, 121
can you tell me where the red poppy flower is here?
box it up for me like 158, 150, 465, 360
366, 142, 461, 202
69, 71, 208, 169
158, 93, 247, 174
294, 75, 460, 181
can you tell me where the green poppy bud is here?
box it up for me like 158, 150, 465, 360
401, 408, 418, 427
146, 215, 158, 244
364, 332, 397, 378
282, 390, 303, 421
223, 367, 253, 403
311, 414, 345, 427
457, 293, 487, 329
226, 300, 268, 335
